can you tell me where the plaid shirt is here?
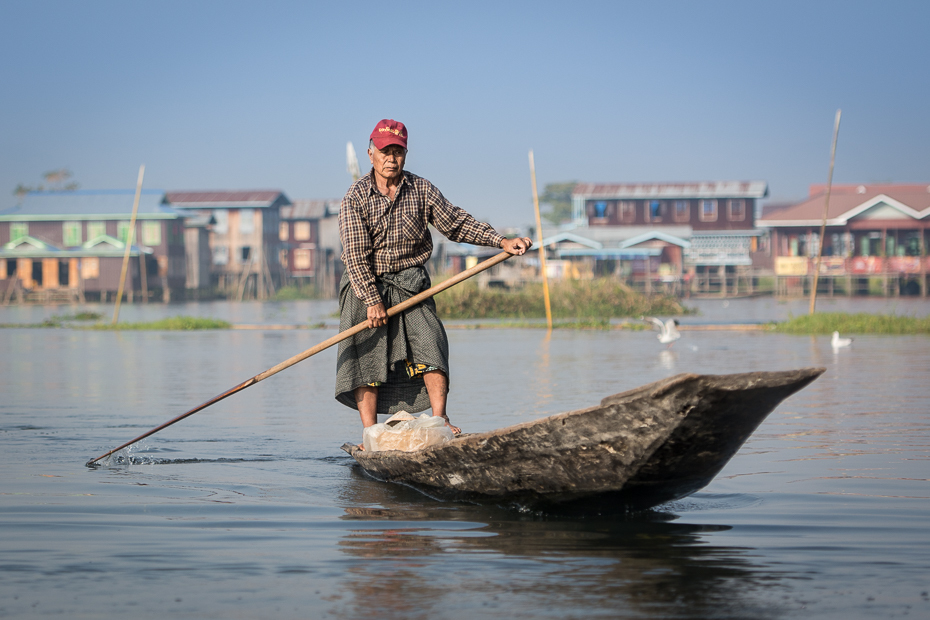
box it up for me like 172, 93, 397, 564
340, 169, 505, 307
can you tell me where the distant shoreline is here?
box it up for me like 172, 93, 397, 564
3, 312, 929, 334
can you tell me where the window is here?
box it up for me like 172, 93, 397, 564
212, 245, 228, 265
620, 201, 636, 223
213, 210, 229, 235
294, 249, 312, 270
279, 221, 289, 241
241, 246, 251, 262
238, 209, 255, 234
117, 221, 134, 243
294, 221, 311, 241
10, 222, 28, 242
87, 221, 106, 240
142, 221, 162, 246
728, 199, 745, 221
592, 201, 608, 219
63, 222, 82, 246
81, 257, 100, 279
674, 200, 690, 222
700, 199, 718, 222
647, 200, 663, 222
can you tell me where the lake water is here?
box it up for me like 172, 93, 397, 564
1, 298, 929, 619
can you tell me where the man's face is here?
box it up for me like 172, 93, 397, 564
368, 144, 407, 181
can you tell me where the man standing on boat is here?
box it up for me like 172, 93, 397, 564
335, 119, 531, 437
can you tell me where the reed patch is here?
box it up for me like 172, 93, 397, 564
435, 279, 688, 320
774, 312, 930, 334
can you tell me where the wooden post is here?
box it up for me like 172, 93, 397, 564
77, 258, 85, 304
810, 109, 841, 314
644, 255, 652, 296
528, 150, 552, 330
139, 252, 148, 303
920, 229, 927, 298
113, 165, 145, 324
881, 228, 888, 297
258, 246, 265, 300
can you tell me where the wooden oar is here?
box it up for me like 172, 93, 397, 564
86, 250, 515, 467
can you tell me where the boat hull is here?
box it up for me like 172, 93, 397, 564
342, 368, 824, 510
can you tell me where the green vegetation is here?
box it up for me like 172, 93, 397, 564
272, 284, 326, 301
449, 319, 651, 330
52, 311, 103, 322
435, 279, 688, 320
539, 181, 578, 225
775, 312, 930, 334
85, 316, 232, 331
0, 311, 105, 328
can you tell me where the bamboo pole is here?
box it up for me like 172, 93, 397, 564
113, 165, 145, 324
810, 110, 841, 315
86, 250, 517, 466
528, 150, 552, 330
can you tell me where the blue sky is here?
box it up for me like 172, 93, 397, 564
1, 0, 927, 228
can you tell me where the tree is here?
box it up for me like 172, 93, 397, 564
13, 169, 79, 198
540, 182, 577, 225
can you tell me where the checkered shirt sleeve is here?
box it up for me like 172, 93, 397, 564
340, 171, 505, 307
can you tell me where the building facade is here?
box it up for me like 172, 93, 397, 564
550, 181, 768, 293
164, 190, 289, 299
0, 190, 186, 302
758, 183, 930, 296
278, 199, 341, 294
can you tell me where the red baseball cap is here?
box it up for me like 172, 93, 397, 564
370, 119, 408, 150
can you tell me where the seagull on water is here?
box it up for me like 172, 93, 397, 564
644, 316, 681, 348
831, 331, 853, 348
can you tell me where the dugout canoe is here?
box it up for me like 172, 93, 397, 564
341, 368, 824, 511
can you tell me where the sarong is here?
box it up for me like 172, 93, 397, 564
334, 266, 450, 415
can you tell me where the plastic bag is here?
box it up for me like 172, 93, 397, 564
363, 411, 454, 452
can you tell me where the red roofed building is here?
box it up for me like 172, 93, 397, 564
758, 184, 930, 296
164, 190, 290, 299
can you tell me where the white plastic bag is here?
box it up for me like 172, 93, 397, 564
363, 411, 454, 452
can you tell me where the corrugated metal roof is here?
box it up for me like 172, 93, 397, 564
165, 190, 288, 208
281, 199, 340, 220
0, 234, 145, 258
573, 181, 768, 200
0, 190, 178, 219
620, 231, 691, 249
808, 183, 930, 197
560, 225, 695, 244
558, 248, 662, 258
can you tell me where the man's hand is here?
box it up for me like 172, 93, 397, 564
501, 237, 533, 256
366, 302, 388, 329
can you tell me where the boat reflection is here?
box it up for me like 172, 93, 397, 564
331, 466, 785, 619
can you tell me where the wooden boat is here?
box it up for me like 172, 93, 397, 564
342, 368, 824, 511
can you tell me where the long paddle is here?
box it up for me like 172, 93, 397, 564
86, 250, 515, 467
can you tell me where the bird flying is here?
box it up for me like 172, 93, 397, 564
644, 316, 681, 348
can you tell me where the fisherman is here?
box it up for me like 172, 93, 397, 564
335, 119, 531, 437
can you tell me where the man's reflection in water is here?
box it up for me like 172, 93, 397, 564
330, 468, 787, 620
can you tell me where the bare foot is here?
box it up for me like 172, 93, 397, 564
439, 415, 461, 436
356, 444, 365, 451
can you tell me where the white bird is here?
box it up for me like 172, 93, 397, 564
644, 316, 681, 348
831, 331, 853, 348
